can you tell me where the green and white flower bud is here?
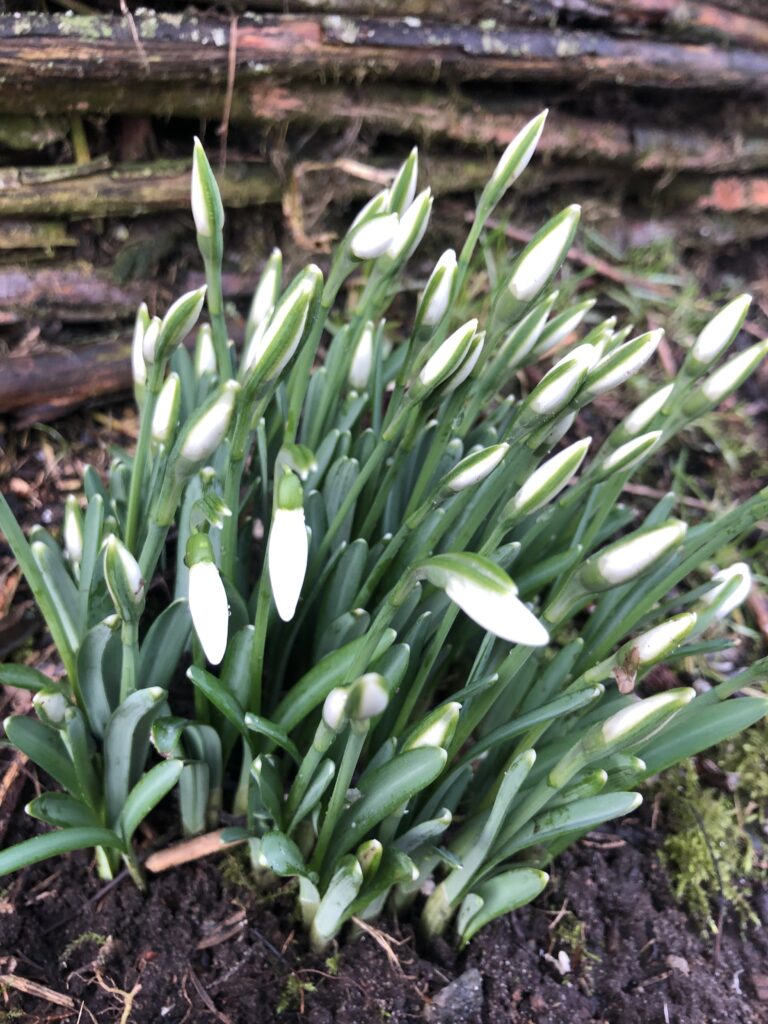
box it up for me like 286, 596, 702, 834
598, 431, 661, 477
242, 266, 322, 383
246, 248, 283, 342
443, 443, 509, 493
415, 552, 549, 646
151, 372, 181, 446
154, 286, 207, 366
348, 321, 375, 391
683, 339, 768, 415
619, 383, 674, 438
404, 702, 462, 751
701, 562, 752, 619
623, 612, 697, 667
582, 329, 662, 398
104, 534, 145, 623
176, 380, 239, 474
550, 688, 695, 787
498, 293, 558, 368
191, 137, 225, 242
414, 319, 478, 397
533, 298, 596, 357
580, 518, 687, 591
388, 147, 419, 216
387, 187, 432, 263
63, 495, 84, 564
268, 470, 308, 622
479, 110, 548, 212
530, 410, 576, 451
322, 686, 350, 732
688, 293, 751, 371
194, 324, 217, 378
186, 533, 229, 665
346, 673, 389, 722
350, 189, 390, 230
500, 205, 580, 311
524, 344, 599, 418
131, 302, 150, 396
511, 437, 590, 516
356, 839, 383, 880
442, 331, 484, 394
350, 213, 400, 260
141, 315, 162, 367
416, 249, 457, 328
32, 688, 70, 728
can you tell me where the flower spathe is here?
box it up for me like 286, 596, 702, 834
268, 506, 309, 622
350, 213, 400, 260
189, 559, 229, 665
702, 562, 752, 619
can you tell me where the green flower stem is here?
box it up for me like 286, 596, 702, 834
404, 392, 464, 518
249, 564, 271, 717
311, 722, 368, 874
119, 620, 139, 703
95, 846, 117, 881
124, 363, 163, 554
138, 519, 172, 582
0, 491, 78, 689
220, 394, 269, 582
203, 255, 233, 380
286, 720, 336, 823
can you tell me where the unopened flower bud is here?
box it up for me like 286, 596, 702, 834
388, 147, 419, 216
443, 443, 509, 493
104, 534, 145, 623
480, 110, 548, 212
511, 438, 590, 516
387, 188, 432, 263
142, 315, 162, 367
598, 431, 661, 477
177, 380, 239, 474
194, 324, 218, 378
534, 298, 596, 357
624, 612, 698, 667
701, 562, 752, 619
323, 687, 349, 731
684, 339, 768, 415
63, 495, 84, 564
442, 331, 484, 394
247, 248, 283, 343
191, 137, 225, 241
268, 471, 308, 622
404, 702, 462, 751
348, 321, 375, 391
416, 249, 457, 328
619, 383, 674, 438
580, 518, 687, 591
186, 533, 229, 665
582, 329, 662, 398
524, 344, 599, 418
688, 293, 751, 370
33, 688, 70, 728
151, 372, 181, 446
242, 266, 322, 384
414, 319, 477, 396
350, 213, 400, 260
346, 673, 389, 722
498, 205, 580, 316
132, 302, 150, 395
154, 287, 207, 366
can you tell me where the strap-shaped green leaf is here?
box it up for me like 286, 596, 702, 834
26, 792, 101, 829
187, 666, 250, 746
459, 868, 549, 947
31, 541, 80, 651
0, 827, 124, 877
324, 746, 447, 865
244, 713, 301, 764
103, 687, 167, 826
348, 847, 417, 919
260, 830, 313, 879
0, 663, 50, 692
138, 598, 191, 690
117, 759, 183, 844
310, 855, 363, 952
77, 620, 121, 739
251, 755, 284, 830
4, 715, 80, 797
288, 759, 335, 836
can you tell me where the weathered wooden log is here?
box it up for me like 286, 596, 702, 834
2, 12, 768, 92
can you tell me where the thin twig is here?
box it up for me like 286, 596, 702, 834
218, 16, 239, 170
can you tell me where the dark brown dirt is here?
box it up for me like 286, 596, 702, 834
1, 802, 766, 1024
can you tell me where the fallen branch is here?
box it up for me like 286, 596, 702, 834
144, 829, 246, 873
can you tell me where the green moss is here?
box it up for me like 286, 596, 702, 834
721, 719, 768, 817
59, 930, 110, 968
276, 974, 316, 1014
657, 762, 759, 932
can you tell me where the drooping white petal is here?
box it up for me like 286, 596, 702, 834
443, 576, 549, 646
350, 213, 400, 260
189, 560, 229, 665
268, 506, 309, 622
349, 322, 374, 390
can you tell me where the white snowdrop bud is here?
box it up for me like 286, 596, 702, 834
178, 380, 239, 469
599, 689, 695, 748
347, 673, 389, 722
350, 213, 400, 260
505, 205, 580, 304
63, 495, 84, 564
701, 562, 753, 619
417, 249, 458, 328
415, 319, 478, 394
151, 372, 181, 446
103, 534, 145, 623
247, 248, 283, 341
33, 689, 70, 727
142, 316, 162, 367
621, 383, 674, 437
187, 534, 229, 665
534, 298, 596, 357
511, 438, 591, 516
687, 339, 768, 412
629, 612, 698, 666
194, 324, 218, 378
323, 687, 349, 731
388, 147, 419, 216
348, 322, 375, 391
443, 443, 509, 493
689, 293, 751, 370
599, 431, 661, 476
268, 471, 308, 622
132, 302, 149, 392
191, 137, 225, 240
387, 188, 432, 263
582, 329, 662, 398
404, 702, 462, 751
581, 519, 687, 591
525, 344, 599, 418
242, 267, 322, 384
480, 110, 548, 211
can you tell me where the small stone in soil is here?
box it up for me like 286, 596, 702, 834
425, 967, 484, 1023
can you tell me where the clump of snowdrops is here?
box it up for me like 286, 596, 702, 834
1, 111, 767, 950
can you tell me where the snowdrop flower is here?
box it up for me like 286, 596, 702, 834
583, 329, 663, 398
350, 213, 400, 260
404, 702, 462, 750
191, 137, 225, 240
388, 147, 419, 216
701, 562, 752, 619
155, 287, 208, 365
268, 471, 309, 622
443, 443, 509, 493
151, 373, 181, 447
242, 267, 322, 383
581, 519, 687, 590
141, 316, 162, 367
104, 535, 145, 623
177, 380, 239, 471
689, 293, 751, 370
417, 250, 457, 328
132, 302, 149, 394
322, 686, 349, 731
415, 319, 478, 395
387, 188, 432, 263
689, 339, 768, 411
629, 612, 698, 666
511, 438, 591, 516
525, 343, 599, 418
442, 331, 484, 394
620, 383, 674, 437
506, 205, 580, 304
186, 534, 228, 665
416, 553, 549, 646
480, 110, 548, 211
348, 322, 375, 391
534, 298, 595, 357
32, 689, 70, 727
346, 673, 390, 722
194, 324, 218, 378
598, 431, 661, 477
63, 495, 84, 564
